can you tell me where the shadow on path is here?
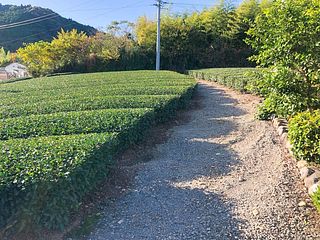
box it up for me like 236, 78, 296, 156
88, 83, 248, 240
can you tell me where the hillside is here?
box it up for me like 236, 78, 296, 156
0, 4, 97, 51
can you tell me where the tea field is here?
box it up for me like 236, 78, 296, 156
188, 68, 259, 93
0, 70, 196, 230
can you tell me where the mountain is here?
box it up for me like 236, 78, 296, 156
0, 4, 97, 51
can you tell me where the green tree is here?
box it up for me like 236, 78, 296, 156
246, 0, 320, 119
0, 47, 12, 66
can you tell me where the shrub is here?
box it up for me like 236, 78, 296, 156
188, 68, 259, 93
289, 110, 320, 212
0, 133, 119, 230
0, 108, 154, 140
246, 0, 320, 119
0, 95, 178, 119
257, 92, 318, 120
312, 190, 320, 211
1, 85, 192, 107
0, 70, 196, 232
288, 110, 320, 163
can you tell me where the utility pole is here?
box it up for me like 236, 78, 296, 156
154, 0, 167, 71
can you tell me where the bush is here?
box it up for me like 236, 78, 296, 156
188, 68, 259, 93
0, 108, 154, 140
1, 85, 193, 107
288, 110, 320, 163
257, 92, 319, 120
0, 71, 196, 232
0, 133, 119, 230
0, 95, 179, 119
247, 0, 320, 119
312, 190, 320, 212
289, 110, 320, 212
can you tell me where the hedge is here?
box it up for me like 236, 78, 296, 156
0, 108, 154, 140
0, 70, 196, 232
0, 95, 176, 119
188, 68, 259, 93
288, 110, 320, 211
0, 85, 193, 107
0, 133, 119, 230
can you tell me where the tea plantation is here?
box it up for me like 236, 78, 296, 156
189, 68, 259, 93
0, 70, 196, 230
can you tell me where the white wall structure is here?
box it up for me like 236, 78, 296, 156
0, 67, 8, 80
4, 63, 30, 79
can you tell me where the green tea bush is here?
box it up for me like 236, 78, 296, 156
0, 95, 181, 119
0, 108, 154, 140
0, 85, 192, 107
0, 70, 196, 232
188, 68, 259, 93
0, 133, 119, 230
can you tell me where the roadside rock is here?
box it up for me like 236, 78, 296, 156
298, 201, 307, 207
297, 160, 308, 170
309, 183, 320, 195
304, 171, 320, 189
300, 167, 315, 180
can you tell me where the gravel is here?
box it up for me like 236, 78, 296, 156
87, 81, 320, 240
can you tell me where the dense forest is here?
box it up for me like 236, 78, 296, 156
0, 4, 96, 51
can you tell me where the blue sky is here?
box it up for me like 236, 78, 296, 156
0, 0, 243, 29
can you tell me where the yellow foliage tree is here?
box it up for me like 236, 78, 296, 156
51, 29, 91, 71
17, 41, 55, 77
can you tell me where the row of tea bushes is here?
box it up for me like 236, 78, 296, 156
0, 71, 196, 231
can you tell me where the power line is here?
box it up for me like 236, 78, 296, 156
0, 12, 58, 28
0, 0, 107, 31
0, 1, 147, 46
171, 2, 214, 7
0, 14, 60, 30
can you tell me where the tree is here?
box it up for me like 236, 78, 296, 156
135, 16, 157, 50
17, 29, 92, 76
17, 41, 55, 77
246, 0, 320, 119
51, 29, 91, 72
0, 47, 12, 66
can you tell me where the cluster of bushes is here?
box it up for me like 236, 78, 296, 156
244, 0, 320, 209
188, 68, 259, 93
0, 71, 196, 233
288, 110, 320, 210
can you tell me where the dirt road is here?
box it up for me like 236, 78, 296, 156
87, 81, 320, 240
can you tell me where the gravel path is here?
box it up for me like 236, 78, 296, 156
88, 81, 320, 240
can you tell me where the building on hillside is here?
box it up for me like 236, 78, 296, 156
0, 67, 8, 80
5, 63, 29, 79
